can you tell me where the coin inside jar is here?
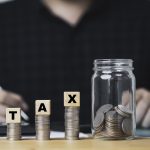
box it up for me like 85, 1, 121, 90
122, 118, 132, 136
117, 105, 132, 117
96, 104, 113, 114
105, 111, 118, 121
93, 104, 134, 139
93, 112, 104, 129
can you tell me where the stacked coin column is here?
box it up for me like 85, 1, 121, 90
35, 100, 51, 140
64, 92, 80, 140
6, 108, 21, 141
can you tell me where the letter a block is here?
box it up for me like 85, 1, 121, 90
35, 100, 51, 115
64, 92, 80, 107
6, 108, 21, 123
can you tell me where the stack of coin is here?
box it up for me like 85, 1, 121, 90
105, 111, 124, 137
7, 123, 21, 140
93, 104, 113, 138
93, 104, 133, 139
93, 112, 104, 135
35, 115, 50, 140
65, 107, 80, 140
115, 105, 132, 136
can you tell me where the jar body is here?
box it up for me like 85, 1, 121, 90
92, 59, 136, 140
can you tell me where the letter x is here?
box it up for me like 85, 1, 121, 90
68, 95, 77, 103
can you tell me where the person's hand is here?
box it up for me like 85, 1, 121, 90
136, 88, 150, 128
121, 88, 150, 128
0, 89, 28, 123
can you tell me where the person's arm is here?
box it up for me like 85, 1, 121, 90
136, 88, 150, 128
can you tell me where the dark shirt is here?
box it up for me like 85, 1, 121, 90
0, 0, 150, 124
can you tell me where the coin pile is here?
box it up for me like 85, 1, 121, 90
105, 111, 124, 137
65, 107, 80, 140
35, 115, 50, 140
93, 104, 132, 139
7, 123, 21, 140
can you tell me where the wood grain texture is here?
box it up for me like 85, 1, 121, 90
0, 138, 149, 150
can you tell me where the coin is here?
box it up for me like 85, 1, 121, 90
35, 115, 50, 140
105, 111, 118, 121
93, 104, 133, 139
65, 107, 80, 140
93, 112, 104, 129
122, 118, 132, 136
7, 123, 21, 141
96, 104, 113, 114
117, 105, 132, 117
94, 130, 107, 138
105, 111, 124, 137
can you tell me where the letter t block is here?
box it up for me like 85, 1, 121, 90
6, 108, 21, 123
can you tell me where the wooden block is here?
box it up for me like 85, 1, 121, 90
64, 92, 80, 107
6, 108, 21, 123
35, 100, 51, 115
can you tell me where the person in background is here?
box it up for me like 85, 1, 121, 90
0, 0, 150, 128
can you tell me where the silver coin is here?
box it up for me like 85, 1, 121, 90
122, 118, 132, 136
35, 115, 50, 140
96, 104, 113, 114
93, 112, 104, 129
65, 107, 80, 140
93, 105, 134, 139
106, 113, 121, 122
118, 105, 132, 117
7, 123, 21, 141
94, 123, 104, 132
103, 109, 125, 138
106, 111, 117, 120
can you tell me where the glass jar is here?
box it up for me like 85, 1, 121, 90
92, 59, 136, 140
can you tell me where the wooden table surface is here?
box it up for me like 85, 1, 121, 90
0, 138, 150, 150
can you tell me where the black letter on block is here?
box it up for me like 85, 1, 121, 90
68, 95, 77, 103
38, 103, 47, 112
9, 111, 17, 120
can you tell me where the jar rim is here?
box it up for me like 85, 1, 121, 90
94, 59, 133, 64
93, 59, 133, 70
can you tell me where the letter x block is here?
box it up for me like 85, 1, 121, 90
64, 92, 80, 107
6, 108, 21, 123
35, 100, 51, 115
